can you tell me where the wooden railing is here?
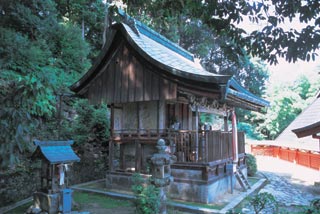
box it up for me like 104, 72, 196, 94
169, 130, 245, 163
111, 129, 245, 164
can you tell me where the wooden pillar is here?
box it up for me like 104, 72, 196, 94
158, 100, 166, 132
109, 104, 115, 172
120, 144, 125, 170
201, 131, 207, 162
188, 105, 193, 130
224, 116, 228, 132
110, 104, 114, 137
224, 108, 229, 132
157, 100, 160, 134
137, 102, 140, 133
109, 141, 114, 171
136, 103, 142, 171
135, 140, 141, 172
51, 165, 55, 191
195, 106, 199, 162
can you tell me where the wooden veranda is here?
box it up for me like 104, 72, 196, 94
110, 129, 246, 173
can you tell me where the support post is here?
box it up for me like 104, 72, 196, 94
109, 104, 115, 172
231, 110, 238, 163
224, 115, 228, 132
195, 106, 199, 162
135, 140, 141, 172
108, 141, 114, 171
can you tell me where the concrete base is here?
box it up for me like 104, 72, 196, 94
168, 167, 246, 204
33, 192, 59, 214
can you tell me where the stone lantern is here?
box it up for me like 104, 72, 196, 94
149, 139, 176, 214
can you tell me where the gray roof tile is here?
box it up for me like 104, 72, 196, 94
276, 95, 320, 151
122, 23, 225, 78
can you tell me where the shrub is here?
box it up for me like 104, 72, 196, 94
72, 99, 109, 145
131, 173, 160, 214
305, 198, 320, 214
246, 153, 257, 176
249, 192, 277, 214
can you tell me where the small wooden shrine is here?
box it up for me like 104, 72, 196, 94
70, 10, 269, 203
31, 140, 80, 213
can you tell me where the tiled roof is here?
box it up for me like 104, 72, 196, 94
118, 17, 269, 110
70, 10, 269, 111
121, 22, 230, 82
276, 95, 320, 151
32, 140, 80, 164
225, 78, 270, 110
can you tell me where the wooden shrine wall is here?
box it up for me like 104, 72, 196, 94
86, 42, 177, 105
113, 101, 166, 131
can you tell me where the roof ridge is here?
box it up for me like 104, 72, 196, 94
117, 9, 194, 61
134, 21, 195, 61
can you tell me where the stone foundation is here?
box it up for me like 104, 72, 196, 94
106, 165, 248, 204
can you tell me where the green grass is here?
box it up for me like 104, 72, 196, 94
73, 191, 132, 209
80, 181, 134, 195
82, 181, 106, 190
6, 192, 132, 213
5, 202, 32, 214
171, 199, 225, 210
248, 177, 260, 186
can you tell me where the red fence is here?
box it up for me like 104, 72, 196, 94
251, 145, 320, 170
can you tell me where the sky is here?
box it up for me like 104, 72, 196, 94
268, 58, 319, 85
238, 9, 320, 86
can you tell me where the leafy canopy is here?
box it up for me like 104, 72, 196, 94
124, 0, 320, 65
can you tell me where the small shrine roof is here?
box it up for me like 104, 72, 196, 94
32, 140, 80, 164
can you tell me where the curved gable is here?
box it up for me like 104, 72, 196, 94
71, 16, 269, 111
72, 33, 177, 104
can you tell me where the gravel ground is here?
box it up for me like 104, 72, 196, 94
254, 156, 320, 211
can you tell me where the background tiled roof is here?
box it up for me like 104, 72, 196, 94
275, 94, 320, 151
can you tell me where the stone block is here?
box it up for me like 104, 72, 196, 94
33, 192, 59, 214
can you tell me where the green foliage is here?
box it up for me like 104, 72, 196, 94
71, 99, 110, 145
125, 0, 320, 64
249, 192, 278, 214
0, 78, 33, 169
131, 173, 160, 214
238, 122, 262, 140
0, 26, 56, 168
0, 0, 92, 169
55, 0, 106, 59
245, 154, 257, 177
253, 75, 320, 140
